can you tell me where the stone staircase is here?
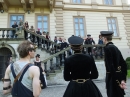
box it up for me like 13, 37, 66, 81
46, 61, 106, 86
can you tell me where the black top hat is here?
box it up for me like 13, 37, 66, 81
36, 54, 40, 58
100, 31, 113, 36
68, 36, 84, 45
87, 34, 91, 36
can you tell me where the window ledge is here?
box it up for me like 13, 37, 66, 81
112, 37, 122, 39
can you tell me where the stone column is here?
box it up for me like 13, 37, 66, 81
123, 13, 130, 48
121, 0, 129, 10
54, 0, 64, 37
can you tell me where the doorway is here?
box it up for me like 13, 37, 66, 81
0, 47, 12, 79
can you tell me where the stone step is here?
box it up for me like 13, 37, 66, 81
49, 73, 56, 77
55, 70, 62, 73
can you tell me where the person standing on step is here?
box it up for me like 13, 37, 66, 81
34, 54, 47, 89
84, 34, 95, 55
2, 40, 41, 97
24, 21, 29, 40
45, 32, 51, 50
29, 26, 36, 43
12, 22, 18, 38
41, 31, 46, 49
36, 28, 42, 48
100, 31, 127, 97
63, 36, 102, 97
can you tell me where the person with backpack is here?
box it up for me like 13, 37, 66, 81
2, 40, 41, 97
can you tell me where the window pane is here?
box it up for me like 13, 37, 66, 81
73, 0, 76, 3
43, 22, 48, 29
75, 30, 79, 36
109, 0, 113, 5
77, 0, 81, 3
80, 24, 84, 29
43, 29, 48, 32
38, 16, 42, 21
75, 24, 79, 30
74, 18, 78, 23
108, 19, 111, 23
112, 19, 115, 23
79, 18, 83, 23
18, 16, 23, 20
11, 16, 17, 20
38, 22, 42, 28
11, 21, 15, 26
112, 24, 116, 29
108, 24, 112, 30
113, 29, 117, 36
104, 0, 108, 4
80, 30, 84, 37
43, 16, 48, 21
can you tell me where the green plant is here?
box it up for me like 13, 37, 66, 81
126, 57, 130, 62
126, 57, 130, 70
127, 70, 130, 78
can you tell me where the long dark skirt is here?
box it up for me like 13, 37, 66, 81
63, 80, 102, 97
39, 67, 47, 89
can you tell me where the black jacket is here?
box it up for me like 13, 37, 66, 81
104, 42, 127, 97
64, 54, 98, 81
84, 38, 95, 45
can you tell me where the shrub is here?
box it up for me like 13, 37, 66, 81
126, 57, 130, 62
126, 57, 130, 70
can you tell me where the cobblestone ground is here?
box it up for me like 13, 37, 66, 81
0, 79, 130, 97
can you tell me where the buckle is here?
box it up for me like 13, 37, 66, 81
73, 79, 87, 83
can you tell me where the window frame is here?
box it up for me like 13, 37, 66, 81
8, 14, 25, 27
73, 17, 86, 37
35, 14, 50, 33
106, 17, 119, 37
103, 0, 116, 5
71, 0, 84, 4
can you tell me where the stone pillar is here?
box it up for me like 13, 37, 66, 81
123, 13, 130, 48
54, 0, 64, 37
121, 0, 129, 10
91, 0, 98, 9
17, 29, 24, 38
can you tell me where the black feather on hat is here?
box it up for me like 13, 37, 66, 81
36, 54, 40, 58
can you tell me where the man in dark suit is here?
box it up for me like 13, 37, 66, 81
84, 34, 95, 55
100, 31, 127, 97
12, 22, 18, 38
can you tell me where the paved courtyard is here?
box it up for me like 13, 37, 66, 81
0, 79, 130, 97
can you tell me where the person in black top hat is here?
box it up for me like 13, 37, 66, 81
34, 54, 47, 89
100, 31, 127, 97
84, 34, 95, 55
63, 36, 102, 97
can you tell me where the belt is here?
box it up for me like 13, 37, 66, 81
106, 66, 121, 73
106, 71, 121, 73
72, 79, 89, 83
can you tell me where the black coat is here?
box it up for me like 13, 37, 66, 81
63, 54, 102, 97
84, 38, 95, 45
104, 42, 127, 97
